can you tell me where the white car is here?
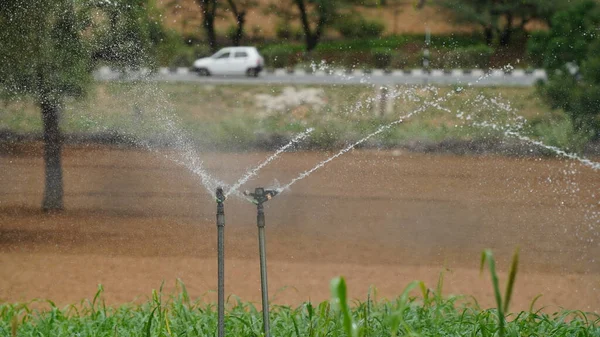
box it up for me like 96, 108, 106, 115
192, 47, 264, 77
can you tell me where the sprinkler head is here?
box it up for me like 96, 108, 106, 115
216, 187, 226, 203
244, 187, 279, 204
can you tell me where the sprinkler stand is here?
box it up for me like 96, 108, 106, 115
215, 187, 226, 337
245, 187, 279, 337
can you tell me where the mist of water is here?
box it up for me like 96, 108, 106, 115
225, 127, 314, 198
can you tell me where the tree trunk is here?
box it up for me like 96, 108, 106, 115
40, 99, 64, 212
306, 34, 318, 52
294, 0, 320, 52
199, 0, 218, 52
205, 13, 217, 52
484, 26, 494, 46
232, 13, 246, 46
499, 13, 513, 47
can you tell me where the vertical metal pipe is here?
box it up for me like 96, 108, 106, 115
216, 188, 225, 337
257, 202, 271, 337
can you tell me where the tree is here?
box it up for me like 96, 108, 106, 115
433, 0, 569, 46
528, 0, 600, 141
226, 0, 259, 46
195, 0, 218, 52
293, 0, 338, 52
0, 0, 158, 211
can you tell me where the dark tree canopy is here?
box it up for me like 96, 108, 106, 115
226, 0, 259, 46
434, 0, 570, 46
528, 0, 600, 141
0, 0, 159, 211
293, 0, 338, 52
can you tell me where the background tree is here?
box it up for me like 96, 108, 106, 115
528, 0, 600, 142
226, 0, 259, 46
0, 0, 158, 211
433, 0, 568, 46
293, 0, 338, 52
195, 0, 218, 52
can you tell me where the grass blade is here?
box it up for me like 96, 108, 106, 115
480, 249, 505, 337
143, 306, 158, 337
330, 277, 357, 337
503, 247, 520, 313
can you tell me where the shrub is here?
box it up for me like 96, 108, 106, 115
250, 25, 264, 42
441, 45, 493, 69
335, 12, 386, 39
226, 24, 241, 43
275, 22, 304, 41
371, 48, 392, 69
360, 20, 386, 39
167, 44, 212, 69
391, 52, 415, 69
275, 22, 292, 40
528, 0, 600, 139
261, 45, 300, 68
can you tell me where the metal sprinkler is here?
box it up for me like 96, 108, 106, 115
215, 187, 226, 337
244, 187, 279, 337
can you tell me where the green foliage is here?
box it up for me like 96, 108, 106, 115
0, 0, 159, 104
371, 47, 393, 69
528, 0, 600, 140
261, 45, 302, 68
275, 21, 303, 41
434, 0, 567, 46
90, 0, 160, 70
527, 110, 593, 152
0, 0, 92, 104
155, 29, 212, 68
480, 248, 520, 337
441, 45, 493, 69
2, 268, 599, 336
334, 12, 386, 39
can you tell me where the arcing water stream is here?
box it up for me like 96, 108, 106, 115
225, 128, 314, 198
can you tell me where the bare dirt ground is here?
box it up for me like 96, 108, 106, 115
0, 143, 598, 313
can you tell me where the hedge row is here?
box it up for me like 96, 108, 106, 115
160, 33, 496, 69
261, 45, 494, 70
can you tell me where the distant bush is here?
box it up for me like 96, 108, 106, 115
261, 45, 301, 68
226, 24, 241, 43
371, 48, 393, 69
275, 22, 292, 40
527, 0, 600, 140
275, 22, 304, 41
335, 12, 385, 39
249, 25, 265, 43
391, 52, 417, 69
441, 45, 493, 69
360, 20, 386, 38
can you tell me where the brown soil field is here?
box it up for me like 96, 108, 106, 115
0, 143, 599, 313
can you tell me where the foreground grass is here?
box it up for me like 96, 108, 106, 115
1, 281, 598, 337
0, 81, 587, 152
1, 251, 599, 337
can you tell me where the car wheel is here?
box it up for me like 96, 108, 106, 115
197, 68, 210, 76
246, 68, 259, 77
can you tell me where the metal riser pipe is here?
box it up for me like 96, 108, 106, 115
257, 209, 270, 337
216, 188, 225, 337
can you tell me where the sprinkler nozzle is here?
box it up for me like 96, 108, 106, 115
246, 187, 279, 204
216, 187, 226, 203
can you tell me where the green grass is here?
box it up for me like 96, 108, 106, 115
1, 251, 599, 336
0, 82, 586, 152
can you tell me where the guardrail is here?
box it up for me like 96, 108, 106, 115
96, 66, 547, 79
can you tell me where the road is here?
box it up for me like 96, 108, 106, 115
95, 67, 547, 86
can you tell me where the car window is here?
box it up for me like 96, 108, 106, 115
217, 52, 230, 59
234, 51, 248, 58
